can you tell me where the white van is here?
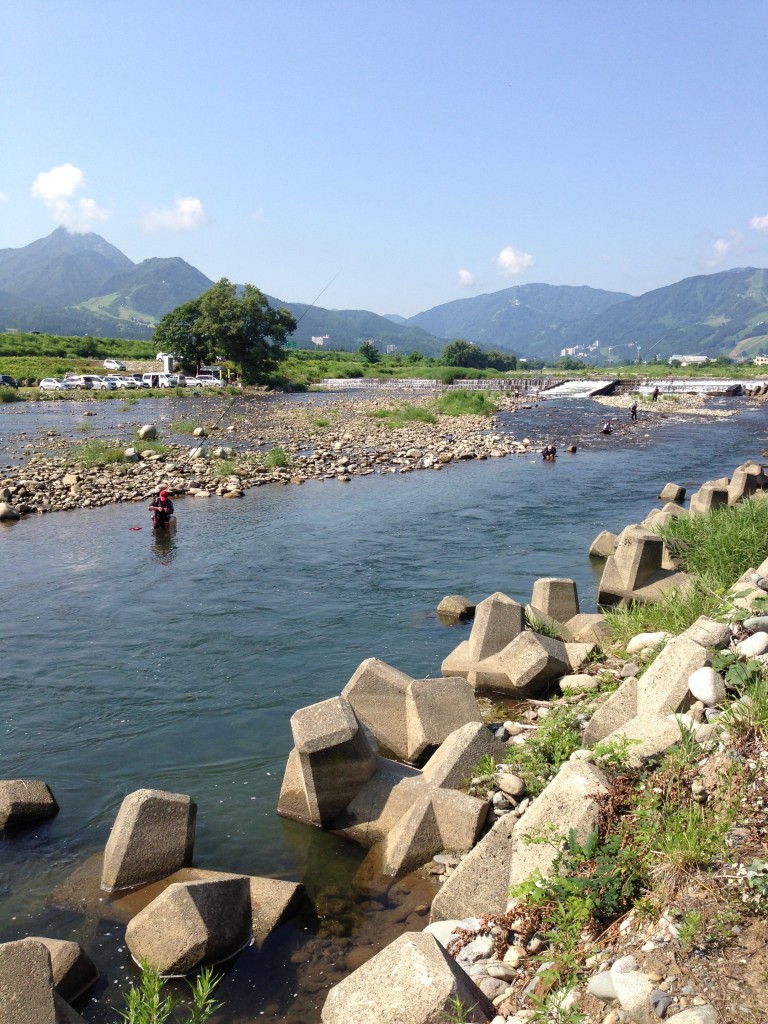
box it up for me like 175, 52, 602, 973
142, 373, 178, 389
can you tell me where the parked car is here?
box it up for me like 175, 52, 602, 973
103, 359, 126, 371
143, 372, 178, 388
131, 374, 151, 388
39, 378, 74, 391
0, 374, 18, 388
105, 374, 138, 389
194, 375, 225, 387
155, 352, 176, 361
64, 374, 92, 389
79, 374, 116, 391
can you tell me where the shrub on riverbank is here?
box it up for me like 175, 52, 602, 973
367, 403, 437, 427
0, 387, 23, 403
434, 390, 498, 416
70, 440, 126, 466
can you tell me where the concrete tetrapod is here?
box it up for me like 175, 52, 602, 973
125, 876, 252, 976
101, 788, 196, 891
321, 931, 495, 1024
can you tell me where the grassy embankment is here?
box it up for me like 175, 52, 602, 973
462, 497, 768, 1021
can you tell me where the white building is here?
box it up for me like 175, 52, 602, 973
668, 354, 709, 366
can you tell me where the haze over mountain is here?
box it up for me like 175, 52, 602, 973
1, 229, 768, 362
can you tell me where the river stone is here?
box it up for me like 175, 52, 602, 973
0, 502, 20, 520
193, 426, 207, 437
559, 673, 598, 693
0, 938, 57, 1023
496, 772, 525, 797
682, 616, 732, 649
688, 667, 726, 707
0, 780, 59, 831
626, 631, 670, 654
321, 931, 495, 1024
736, 631, 768, 657
742, 616, 768, 634
101, 788, 196, 891
137, 424, 157, 440
665, 1007, 717, 1024
610, 955, 656, 1024
587, 969, 618, 1003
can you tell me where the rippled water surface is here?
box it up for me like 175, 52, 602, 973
1, 396, 766, 1020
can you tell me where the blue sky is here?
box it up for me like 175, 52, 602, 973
3, 1, 768, 316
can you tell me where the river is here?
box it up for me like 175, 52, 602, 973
0, 395, 766, 1021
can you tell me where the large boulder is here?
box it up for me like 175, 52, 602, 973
0, 780, 58, 832
125, 876, 252, 975
321, 931, 495, 1024
0, 502, 20, 521
137, 424, 157, 440
101, 788, 196, 891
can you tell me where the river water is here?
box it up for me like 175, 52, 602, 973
1, 395, 766, 1021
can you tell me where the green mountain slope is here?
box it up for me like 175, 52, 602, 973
532, 268, 768, 361
407, 283, 632, 349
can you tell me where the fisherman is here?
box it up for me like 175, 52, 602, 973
629, 400, 638, 421
541, 443, 557, 460
601, 422, 613, 435
652, 386, 660, 401
149, 488, 174, 530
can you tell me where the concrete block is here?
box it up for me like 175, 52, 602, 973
321, 931, 495, 1024
0, 780, 58, 832
566, 613, 613, 645
689, 483, 728, 516
404, 676, 482, 762
341, 659, 411, 758
659, 483, 686, 503
637, 636, 709, 717
466, 592, 525, 661
436, 595, 475, 621
440, 639, 471, 680
422, 722, 506, 789
583, 678, 638, 747
471, 630, 569, 696
430, 761, 609, 922
530, 577, 579, 622
125, 876, 252, 976
589, 530, 618, 559
27, 938, 97, 1004
0, 938, 57, 1024
101, 789, 196, 891
597, 713, 683, 766
291, 697, 376, 825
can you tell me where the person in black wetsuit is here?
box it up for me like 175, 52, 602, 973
149, 488, 174, 530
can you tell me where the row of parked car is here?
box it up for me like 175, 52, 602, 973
38, 372, 227, 392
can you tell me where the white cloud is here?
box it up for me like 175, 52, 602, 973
457, 268, 476, 287
494, 245, 534, 277
0, 192, 7, 203
141, 197, 207, 232
704, 231, 743, 268
30, 163, 109, 232
751, 214, 768, 232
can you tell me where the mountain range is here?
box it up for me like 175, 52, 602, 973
2, 228, 768, 362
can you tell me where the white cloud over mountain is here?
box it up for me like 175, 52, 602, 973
494, 246, 533, 277
141, 197, 207, 232
31, 163, 109, 232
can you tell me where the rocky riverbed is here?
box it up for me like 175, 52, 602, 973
0, 387, 746, 522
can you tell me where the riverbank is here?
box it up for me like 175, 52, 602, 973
0, 388, 748, 522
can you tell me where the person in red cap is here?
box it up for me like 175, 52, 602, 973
149, 488, 175, 530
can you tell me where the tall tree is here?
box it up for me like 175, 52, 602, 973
153, 278, 296, 381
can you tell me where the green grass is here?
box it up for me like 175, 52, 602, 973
433, 390, 498, 416
117, 962, 221, 1024
69, 439, 125, 466
265, 446, 290, 468
134, 440, 172, 454
367, 402, 437, 427
171, 419, 201, 434
605, 585, 718, 647
0, 387, 23, 403
503, 707, 582, 795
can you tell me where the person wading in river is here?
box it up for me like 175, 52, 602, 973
149, 489, 174, 530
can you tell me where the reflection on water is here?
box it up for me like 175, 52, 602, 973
151, 527, 178, 565
1, 400, 767, 1021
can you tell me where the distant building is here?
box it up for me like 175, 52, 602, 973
753, 355, 768, 366
668, 354, 709, 366
311, 335, 329, 347
386, 345, 398, 355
